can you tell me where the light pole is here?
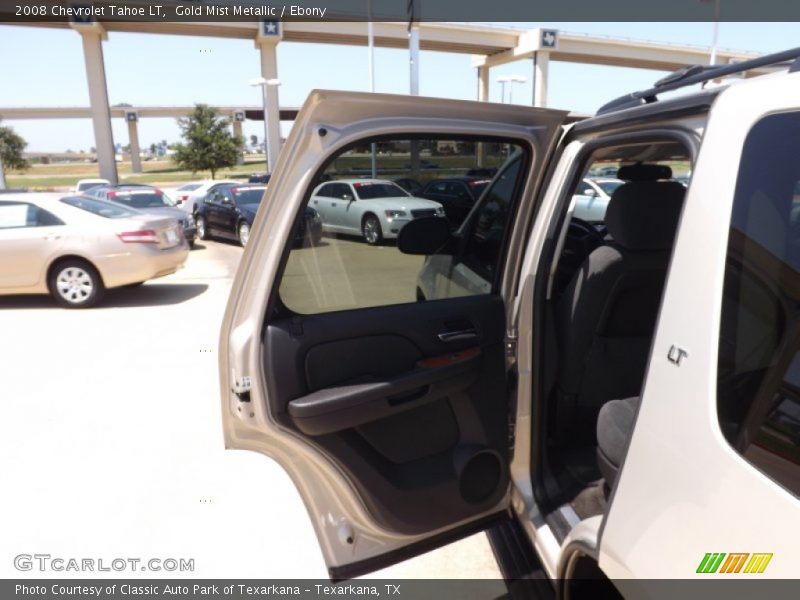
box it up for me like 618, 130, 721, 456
367, 0, 377, 178
700, 0, 721, 65
249, 77, 281, 173
496, 74, 527, 104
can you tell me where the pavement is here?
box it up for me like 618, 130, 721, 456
0, 238, 501, 580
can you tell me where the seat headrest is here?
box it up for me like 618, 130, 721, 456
617, 163, 673, 181
605, 181, 686, 251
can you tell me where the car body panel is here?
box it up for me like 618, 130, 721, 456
218, 89, 567, 575
597, 70, 800, 579
0, 194, 189, 295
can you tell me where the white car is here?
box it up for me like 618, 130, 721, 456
572, 177, 624, 222
168, 180, 238, 214
71, 178, 110, 193
219, 48, 800, 591
309, 178, 445, 245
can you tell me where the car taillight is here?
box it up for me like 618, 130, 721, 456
108, 191, 117, 198
117, 230, 159, 243
179, 194, 188, 201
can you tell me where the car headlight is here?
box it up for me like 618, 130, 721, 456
436, 206, 446, 216
183, 217, 194, 228
384, 210, 407, 219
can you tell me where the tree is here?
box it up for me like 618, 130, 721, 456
172, 105, 243, 178
0, 121, 30, 171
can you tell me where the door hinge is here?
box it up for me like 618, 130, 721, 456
505, 328, 518, 357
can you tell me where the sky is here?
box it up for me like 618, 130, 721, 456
0, 21, 798, 152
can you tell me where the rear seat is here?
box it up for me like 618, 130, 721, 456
596, 396, 640, 486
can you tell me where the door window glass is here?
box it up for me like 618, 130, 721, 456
718, 111, 800, 497
277, 137, 527, 314
0, 202, 64, 229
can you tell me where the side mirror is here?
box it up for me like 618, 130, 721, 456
342, 194, 355, 202
583, 188, 597, 197
397, 217, 452, 255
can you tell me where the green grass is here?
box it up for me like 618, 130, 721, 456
6, 158, 268, 190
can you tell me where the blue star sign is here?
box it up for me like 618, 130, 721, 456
262, 20, 280, 36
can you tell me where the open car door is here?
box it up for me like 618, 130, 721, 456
219, 90, 567, 579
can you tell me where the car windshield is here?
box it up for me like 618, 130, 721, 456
232, 186, 266, 205
60, 196, 137, 218
111, 189, 175, 208
596, 180, 624, 195
178, 184, 201, 192
354, 183, 408, 199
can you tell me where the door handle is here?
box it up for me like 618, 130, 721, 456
438, 329, 477, 343
42, 233, 62, 241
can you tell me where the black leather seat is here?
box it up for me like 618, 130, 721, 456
555, 178, 686, 438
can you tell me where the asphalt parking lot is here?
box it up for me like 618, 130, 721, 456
0, 236, 500, 579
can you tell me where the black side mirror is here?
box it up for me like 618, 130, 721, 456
397, 217, 452, 255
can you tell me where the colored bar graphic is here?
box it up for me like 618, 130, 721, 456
696, 553, 713, 573
709, 553, 726, 573
698, 552, 771, 574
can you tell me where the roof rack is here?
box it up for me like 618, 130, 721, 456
596, 46, 800, 116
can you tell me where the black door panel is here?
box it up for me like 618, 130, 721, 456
263, 294, 509, 535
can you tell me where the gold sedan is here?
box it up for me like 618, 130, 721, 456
0, 193, 190, 308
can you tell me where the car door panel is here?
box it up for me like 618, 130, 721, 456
220, 89, 567, 575
263, 294, 508, 535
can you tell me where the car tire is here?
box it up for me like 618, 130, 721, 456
362, 214, 383, 246
238, 221, 251, 247
196, 215, 210, 240
49, 259, 105, 308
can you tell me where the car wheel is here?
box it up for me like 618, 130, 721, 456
362, 214, 383, 246
238, 221, 251, 247
196, 215, 209, 240
49, 259, 104, 308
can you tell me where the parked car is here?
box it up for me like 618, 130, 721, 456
466, 166, 498, 177
219, 49, 800, 590
87, 184, 197, 247
572, 177, 625, 222
419, 176, 491, 227
309, 178, 444, 245
71, 178, 109, 193
0, 193, 188, 308
167, 180, 239, 214
194, 183, 320, 247
393, 177, 423, 195
248, 173, 271, 184
590, 165, 619, 177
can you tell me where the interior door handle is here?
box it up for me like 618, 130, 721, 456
438, 329, 477, 343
